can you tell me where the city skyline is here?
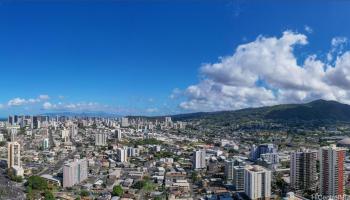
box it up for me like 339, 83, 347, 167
2, 1, 350, 117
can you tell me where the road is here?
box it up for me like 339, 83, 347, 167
36, 137, 81, 176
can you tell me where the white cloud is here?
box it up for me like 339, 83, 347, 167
327, 36, 348, 62
178, 31, 350, 111
41, 101, 103, 112
43, 102, 54, 110
331, 37, 347, 47
8, 98, 28, 106
7, 94, 50, 107
304, 25, 313, 34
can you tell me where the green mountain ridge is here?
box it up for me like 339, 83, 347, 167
171, 99, 350, 123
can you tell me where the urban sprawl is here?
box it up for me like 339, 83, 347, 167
0, 115, 349, 200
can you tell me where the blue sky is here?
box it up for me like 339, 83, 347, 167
1, 0, 350, 116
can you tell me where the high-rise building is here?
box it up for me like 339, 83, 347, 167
225, 159, 235, 182
42, 138, 49, 149
165, 117, 172, 123
8, 142, 21, 169
127, 147, 139, 157
8, 115, 13, 125
121, 117, 129, 127
115, 129, 122, 140
233, 165, 246, 191
117, 147, 128, 162
0, 134, 4, 142
61, 129, 70, 142
9, 128, 18, 142
319, 145, 346, 197
14, 115, 18, 125
8, 115, 19, 125
63, 158, 88, 187
257, 152, 279, 170
250, 144, 277, 161
95, 132, 107, 146
290, 149, 317, 193
193, 150, 206, 169
225, 158, 246, 191
70, 124, 78, 138
32, 116, 40, 129
244, 165, 271, 200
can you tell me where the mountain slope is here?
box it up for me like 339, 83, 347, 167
265, 99, 350, 121
172, 99, 350, 123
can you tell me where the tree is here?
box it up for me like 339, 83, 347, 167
0, 141, 6, 147
13, 176, 23, 182
112, 185, 124, 197
191, 171, 199, 182
80, 190, 89, 197
143, 181, 155, 192
132, 180, 145, 190
44, 190, 55, 200
92, 123, 97, 129
26, 176, 48, 191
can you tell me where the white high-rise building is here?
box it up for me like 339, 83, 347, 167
61, 129, 70, 140
165, 117, 172, 123
244, 165, 271, 200
117, 147, 128, 162
8, 141, 21, 169
0, 134, 4, 142
63, 158, 88, 187
193, 150, 206, 169
121, 117, 129, 127
9, 128, 18, 142
95, 132, 107, 146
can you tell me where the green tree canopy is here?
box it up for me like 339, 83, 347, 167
44, 190, 55, 200
112, 185, 124, 197
80, 190, 89, 197
26, 176, 48, 191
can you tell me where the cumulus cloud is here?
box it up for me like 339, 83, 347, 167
331, 37, 347, 47
8, 98, 28, 106
41, 101, 104, 112
327, 36, 348, 62
179, 31, 350, 112
42, 102, 54, 110
7, 95, 50, 107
